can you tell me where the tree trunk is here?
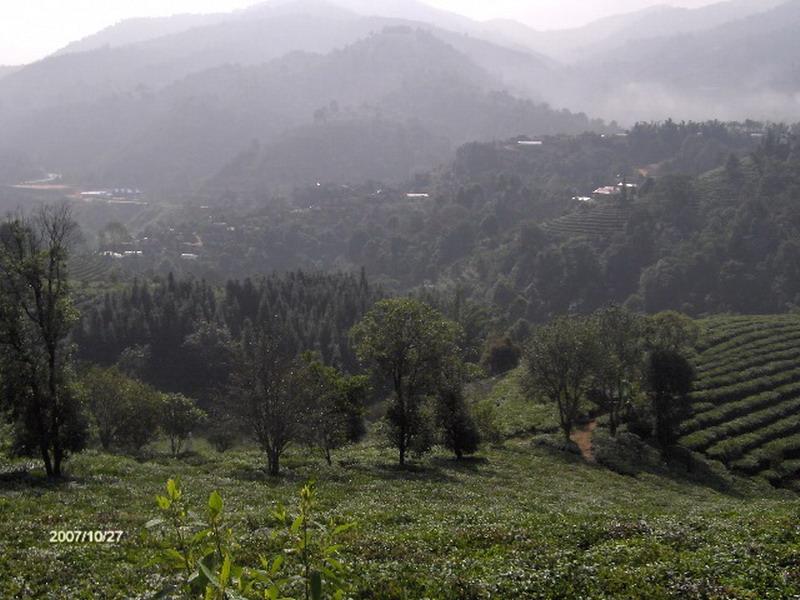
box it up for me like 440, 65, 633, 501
41, 443, 54, 477
268, 448, 280, 476
399, 439, 406, 466
324, 447, 332, 466
48, 348, 62, 478
53, 444, 63, 478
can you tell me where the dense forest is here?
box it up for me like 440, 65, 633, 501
74, 271, 380, 403
92, 121, 799, 322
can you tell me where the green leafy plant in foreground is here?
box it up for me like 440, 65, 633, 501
145, 478, 353, 599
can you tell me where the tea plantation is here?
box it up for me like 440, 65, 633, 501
681, 314, 800, 489
2, 425, 799, 597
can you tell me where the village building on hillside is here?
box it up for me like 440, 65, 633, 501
592, 182, 638, 201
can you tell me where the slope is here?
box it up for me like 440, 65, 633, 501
681, 314, 800, 490
561, 0, 800, 122
0, 428, 794, 597
0, 29, 595, 191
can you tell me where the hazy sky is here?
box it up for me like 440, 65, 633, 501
0, 0, 721, 65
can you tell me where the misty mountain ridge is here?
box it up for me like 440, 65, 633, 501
0, 27, 599, 191
0, 0, 798, 193
557, 0, 800, 122
507, 0, 787, 62
0, 0, 557, 115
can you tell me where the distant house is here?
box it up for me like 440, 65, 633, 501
517, 140, 543, 147
180, 253, 199, 261
406, 193, 430, 199
592, 182, 638, 201
80, 190, 113, 199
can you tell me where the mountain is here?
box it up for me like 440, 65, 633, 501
557, 0, 800, 122
0, 66, 20, 81
54, 13, 229, 56
0, 28, 599, 191
491, 0, 787, 63
0, 0, 554, 115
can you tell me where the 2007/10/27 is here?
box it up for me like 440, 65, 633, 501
49, 530, 124, 543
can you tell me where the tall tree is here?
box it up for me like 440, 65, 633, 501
161, 393, 207, 457
645, 311, 699, 354
0, 205, 85, 477
82, 364, 163, 453
351, 298, 461, 466
647, 349, 695, 450
436, 358, 480, 459
525, 316, 599, 441
232, 323, 303, 476
592, 306, 645, 436
296, 352, 367, 465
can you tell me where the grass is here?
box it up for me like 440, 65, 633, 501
467, 367, 561, 438
2, 428, 799, 599
3, 363, 800, 598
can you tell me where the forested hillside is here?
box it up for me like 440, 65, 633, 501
92, 121, 799, 323
74, 271, 380, 401
0, 28, 598, 190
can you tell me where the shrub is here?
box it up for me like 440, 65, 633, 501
146, 478, 354, 599
161, 393, 207, 457
481, 336, 521, 377
472, 400, 503, 446
205, 414, 240, 453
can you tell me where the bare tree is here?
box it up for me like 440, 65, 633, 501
0, 205, 85, 477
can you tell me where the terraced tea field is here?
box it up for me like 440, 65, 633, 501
680, 314, 800, 489
69, 254, 113, 282
543, 201, 630, 237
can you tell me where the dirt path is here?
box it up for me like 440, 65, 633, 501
571, 420, 598, 463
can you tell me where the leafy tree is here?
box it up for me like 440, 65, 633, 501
0, 205, 86, 477
161, 393, 207, 456
591, 306, 645, 436
82, 365, 135, 450
481, 335, 521, 376
297, 352, 367, 465
205, 410, 240, 453
179, 322, 236, 405
232, 324, 304, 476
116, 382, 163, 453
436, 360, 480, 459
647, 349, 695, 449
351, 298, 461, 466
645, 311, 699, 354
82, 366, 168, 455
524, 316, 600, 441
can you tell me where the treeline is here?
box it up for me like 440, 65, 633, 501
119, 120, 798, 326
525, 307, 698, 451
477, 123, 800, 322
0, 207, 492, 476
73, 270, 380, 401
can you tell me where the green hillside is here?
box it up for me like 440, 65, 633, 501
1, 435, 796, 598
69, 254, 114, 283
681, 314, 800, 489
542, 200, 631, 238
